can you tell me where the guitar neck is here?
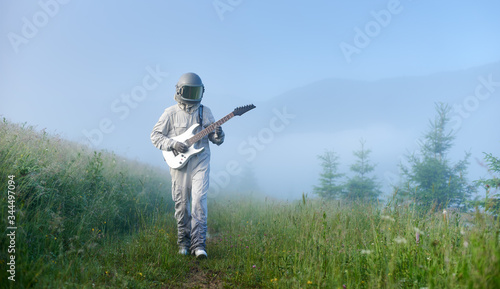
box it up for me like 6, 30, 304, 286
186, 112, 235, 146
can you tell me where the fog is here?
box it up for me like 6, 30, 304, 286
1, 1, 499, 201
207, 66, 500, 200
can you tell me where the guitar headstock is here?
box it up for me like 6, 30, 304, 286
233, 104, 256, 116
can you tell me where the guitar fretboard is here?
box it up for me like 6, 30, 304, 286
186, 112, 235, 146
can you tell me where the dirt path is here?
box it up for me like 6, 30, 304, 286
164, 260, 224, 289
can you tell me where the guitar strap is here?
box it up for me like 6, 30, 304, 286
198, 104, 203, 127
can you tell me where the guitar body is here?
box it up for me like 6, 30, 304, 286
162, 123, 205, 169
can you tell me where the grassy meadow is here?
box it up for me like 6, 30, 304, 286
1, 119, 499, 288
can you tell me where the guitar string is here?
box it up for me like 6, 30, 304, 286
186, 112, 234, 146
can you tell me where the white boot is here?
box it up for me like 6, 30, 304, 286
178, 247, 189, 255
194, 249, 207, 259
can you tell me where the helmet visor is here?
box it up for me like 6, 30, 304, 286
180, 85, 204, 101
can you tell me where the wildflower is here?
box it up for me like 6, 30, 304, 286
414, 227, 424, 235
252, 265, 256, 268
463, 241, 469, 248
381, 215, 395, 222
394, 236, 407, 244
360, 249, 372, 255
414, 227, 424, 244
307, 280, 313, 284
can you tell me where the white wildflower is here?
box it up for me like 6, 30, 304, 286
414, 227, 424, 234
381, 215, 395, 222
360, 249, 372, 255
394, 236, 407, 244
463, 241, 469, 248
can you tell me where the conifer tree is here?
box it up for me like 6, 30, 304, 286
400, 103, 475, 209
473, 153, 500, 214
313, 150, 344, 199
344, 139, 381, 201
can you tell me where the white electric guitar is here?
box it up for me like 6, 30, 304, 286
163, 104, 256, 169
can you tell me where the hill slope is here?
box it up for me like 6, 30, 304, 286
0, 118, 173, 285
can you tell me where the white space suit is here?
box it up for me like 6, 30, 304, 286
150, 73, 224, 258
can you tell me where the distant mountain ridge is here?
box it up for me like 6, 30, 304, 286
214, 61, 500, 198
250, 61, 500, 134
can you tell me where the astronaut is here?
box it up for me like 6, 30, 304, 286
150, 72, 224, 259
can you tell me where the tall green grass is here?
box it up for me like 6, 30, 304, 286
0, 119, 172, 287
201, 196, 500, 288
1, 119, 499, 288
24, 195, 497, 288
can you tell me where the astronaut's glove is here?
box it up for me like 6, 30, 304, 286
214, 126, 223, 139
172, 141, 188, 153
209, 126, 224, 145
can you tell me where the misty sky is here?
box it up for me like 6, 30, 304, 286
1, 0, 499, 199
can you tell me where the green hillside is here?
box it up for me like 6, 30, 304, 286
0, 119, 172, 287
